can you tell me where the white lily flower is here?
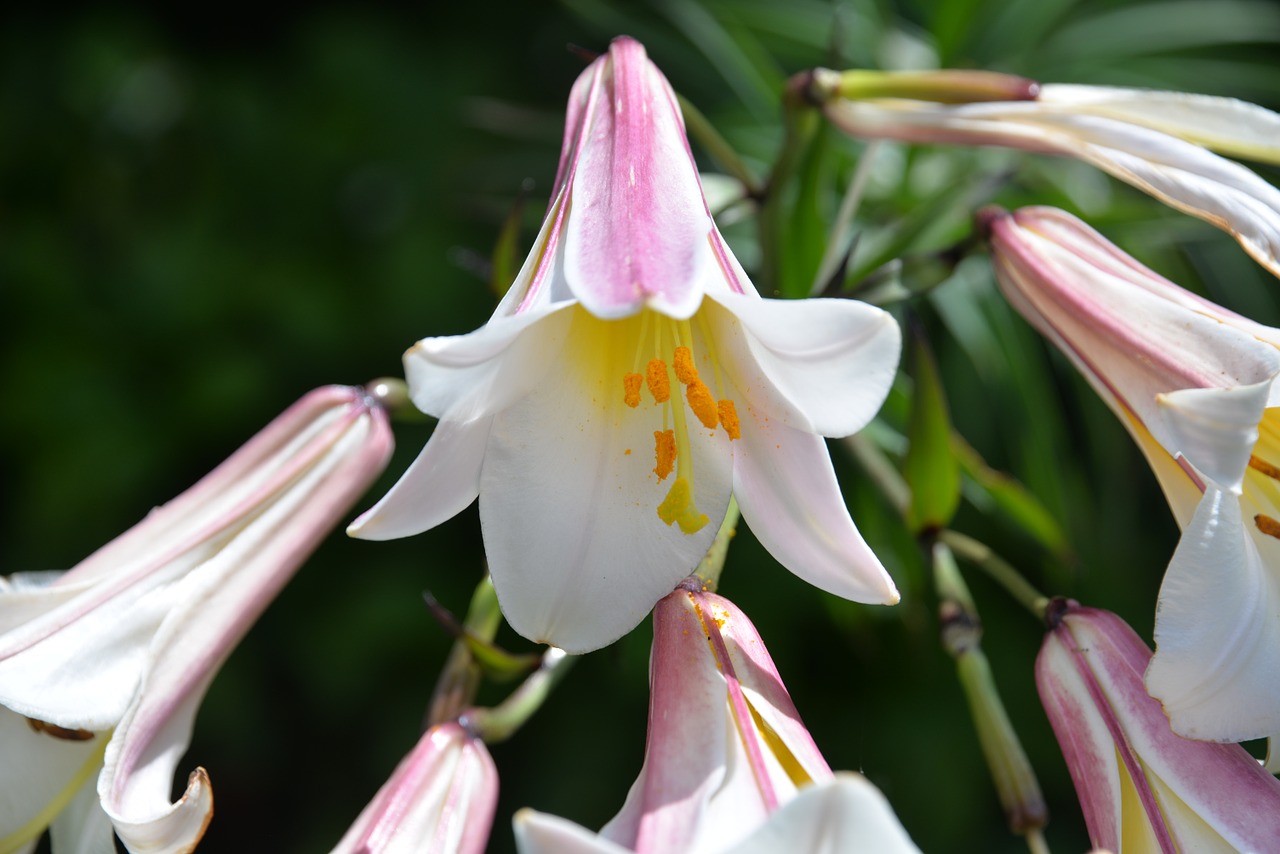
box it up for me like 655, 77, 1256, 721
985, 205, 1280, 757
331, 722, 497, 854
1037, 603, 1280, 851
818, 71, 1280, 277
512, 581, 920, 853
349, 37, 901, 653
0, 385, 394, 853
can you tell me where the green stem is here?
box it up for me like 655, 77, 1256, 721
1025, 828, 1051, 854
843, 432, 910, 517
758, 75, 821, 294
426, 575, 503, 727
694, 497, 740, 592
677, 94, 762, 199
939, 529, 1050, 621
463, 647, 575, 744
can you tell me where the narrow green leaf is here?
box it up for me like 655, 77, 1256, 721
952, 433, 1069, 557
490, 180, 531, 298
904, 328, 961, 533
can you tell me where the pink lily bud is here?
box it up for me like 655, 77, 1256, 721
349, 36, 902, 654
331, 722, 497, 854
0, 385, 394, 853
985, 205, 1280, 759
1037, 603, 1280, 852
513, 581, 919, 853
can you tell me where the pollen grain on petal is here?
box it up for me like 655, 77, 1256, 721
624, 372, 643, 407
687, 380, 719, 430
673, 346, 698, 385
654, 429, 676, 480
646, 359, 671, 403
1256, 513, 1280, 540
717, 399, 740, 440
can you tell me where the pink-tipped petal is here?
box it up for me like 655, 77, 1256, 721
561, 37, 713, 320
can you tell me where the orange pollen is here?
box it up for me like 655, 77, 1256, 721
1249, 454, 1280, 481
1256, 513, 1280, 540
686, 380, 718, 430
717, 399, 740, 440
623, 373, 643, 408
654, 429, 676, 480
646, 359, 671, 403
673, 346, 698, 385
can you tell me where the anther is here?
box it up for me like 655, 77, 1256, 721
673, 346, 698, 385
686, 380, 719, 430
623, 373, 643, 408
646, 359, 671, 403
717, 400, 741, 440
1256, 513, 1280, 540
1249, 454, 1280, 481
27, 718, 95, 741
654, 429, 676, 480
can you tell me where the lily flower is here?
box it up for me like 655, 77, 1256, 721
348, 37, 901, 653
331, 722, 497, 854
0, 385, 394, 853
984, 205, 1280, 756
1037, 602, 1280, 851
812, 69, 1280, 277
512, 580, 920, 853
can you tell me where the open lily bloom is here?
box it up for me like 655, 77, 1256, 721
513, 582, 919, 853
331, 722, 497, 854
1037, 603, 1280, 852
349, 36, 901, 653
986, 205, 1280, 755
0, 385, 393, 853
816, 70, 1280, 277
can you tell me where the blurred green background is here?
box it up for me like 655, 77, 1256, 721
4, 0, 1280, 851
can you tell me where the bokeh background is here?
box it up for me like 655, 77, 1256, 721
4, 0, 1280, 851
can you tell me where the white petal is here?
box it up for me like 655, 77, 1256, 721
1158, 381, 1272, 493
1146, 487, 1280, 742
1038, 85, 1280, 165
478, 311, 732, 653
727, 774, 921, 854
348, 416, 492, 540
49, 770, 116, 854
733, 413, 898, 605
707, 293, 901, 438
0, 707, 107, 854
514, 810, 631, 854
405, 303, 575, 421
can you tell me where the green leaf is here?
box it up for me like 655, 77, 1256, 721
904, 328, 961, 533
490, 180, 531, 298
953, 432, 1069, 558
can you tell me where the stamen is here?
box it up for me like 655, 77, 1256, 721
26, 718, 95, 741
623, 373, 643, 408
673, 346, 698, 385
657, 476, 710, 534
1249, 454, 1280, 480
646, 359, 671, 403
654, 429, 676, 480
1257, 514, 1280, 540
686, 379, 719, 430
718, 400, 741, 440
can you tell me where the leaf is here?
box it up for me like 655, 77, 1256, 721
904, 327, 961, 533
952, 432, 1069, 558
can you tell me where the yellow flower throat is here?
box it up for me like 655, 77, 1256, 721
621, 314, 739, 535
1246, 408, 1280, 539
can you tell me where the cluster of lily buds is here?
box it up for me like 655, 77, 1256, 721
514, 580, 919, 853
0, 386, 393, 852
349, 35, 903, 656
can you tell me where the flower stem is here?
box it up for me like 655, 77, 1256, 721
1025, 828, 1051, 854
693, 497, 740, 592
426, 575, 503, 726
939, 529, 1050, 621
677, 94, 762, 199
462, 647, 575, 744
